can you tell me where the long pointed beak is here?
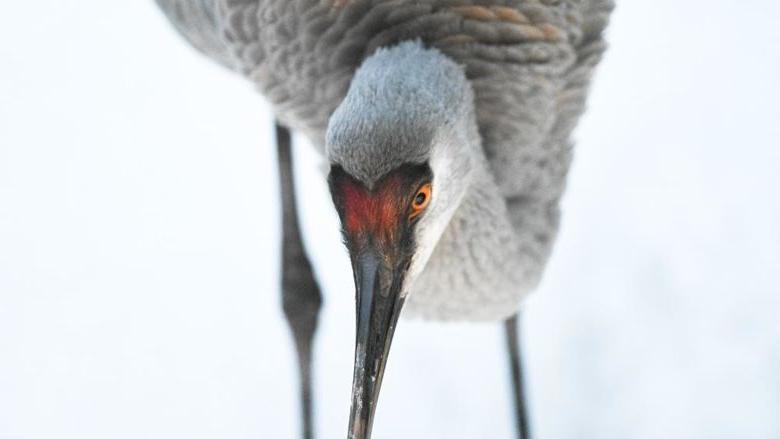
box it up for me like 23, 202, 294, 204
348, 249, 406, 439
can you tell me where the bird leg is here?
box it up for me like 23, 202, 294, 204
505, 314, 531, 439
276, 121, 323, 439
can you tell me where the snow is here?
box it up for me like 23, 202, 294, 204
1, 1, 778, 438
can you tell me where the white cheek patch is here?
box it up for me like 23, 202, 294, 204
403, 209, 448, 297
401, 141, 470, 296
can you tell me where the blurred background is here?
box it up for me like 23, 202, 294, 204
1, 1, 778, 438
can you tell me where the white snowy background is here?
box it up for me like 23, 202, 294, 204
1, 2, 778, 438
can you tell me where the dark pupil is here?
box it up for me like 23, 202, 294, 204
414, 192, 426, 206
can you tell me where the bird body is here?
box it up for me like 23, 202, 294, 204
156, 1, 613, 437
157, 0, 612, 320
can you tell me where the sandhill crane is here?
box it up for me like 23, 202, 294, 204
155, 1, 613, 438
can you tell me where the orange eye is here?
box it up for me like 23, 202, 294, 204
409, 183, 432, 220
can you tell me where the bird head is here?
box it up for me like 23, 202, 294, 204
326, 41, 477, 438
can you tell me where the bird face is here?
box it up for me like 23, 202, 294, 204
324, 40, 477, 439
328, 162, 434, 438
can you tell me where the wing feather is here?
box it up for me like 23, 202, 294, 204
155, 0, 236, 70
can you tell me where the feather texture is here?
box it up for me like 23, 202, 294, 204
156, 0, 614, 319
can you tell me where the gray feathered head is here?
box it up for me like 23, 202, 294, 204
326, 41, 473, 187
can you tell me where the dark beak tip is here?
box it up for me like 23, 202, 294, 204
347, 247, 408, 439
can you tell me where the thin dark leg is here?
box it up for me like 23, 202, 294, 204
276, 121, 323, 439
505, 314, 531, 439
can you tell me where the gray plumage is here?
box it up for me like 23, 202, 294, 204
156, 0, 614, 320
